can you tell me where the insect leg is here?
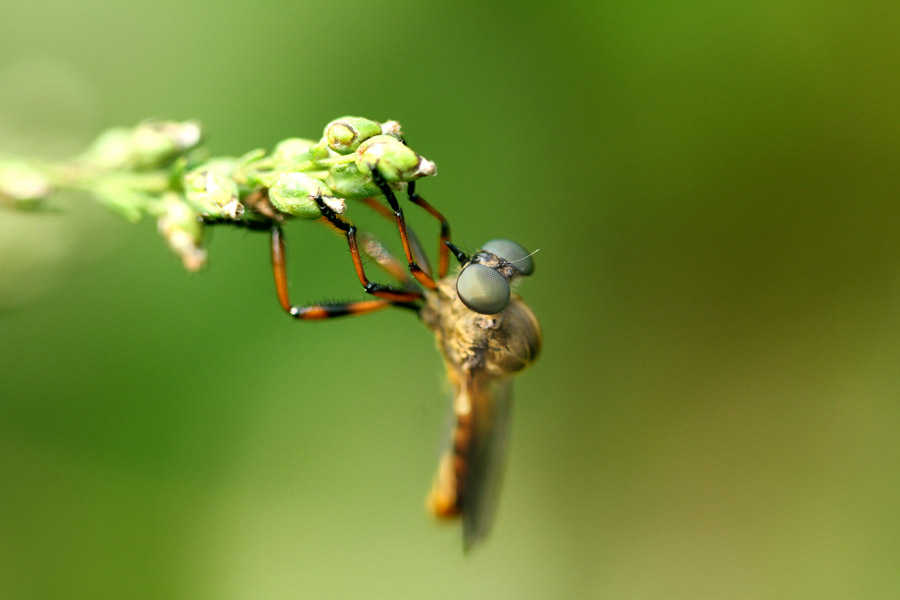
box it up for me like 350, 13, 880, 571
315, 214, 417, 289
356, 231, 417, 288
313, 194, 424, 302
270, 225, 419, 319
357, 196, 433, 277
203, 216, 274, 231
406, 180, 452, 278
370, 167, 439, 290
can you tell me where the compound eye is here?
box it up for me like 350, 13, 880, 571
481, 239, 534, 275
456, 264, 511, 314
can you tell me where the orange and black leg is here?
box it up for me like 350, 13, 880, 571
370, 168, 439, 290
269, 225, 419, 320
356, 230, 417, 288
315, 207, 419, 289
203, 216, 419, 319
357, 196, 432, 276
406, 180, 452, 278
393, 136, 452, 277
312, 194, 424, 303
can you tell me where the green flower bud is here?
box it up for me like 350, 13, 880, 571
183, 167, 243, 219
324, 117, 383, 154
83, 127, 136, 170
93, 183, 149, 222
308, 141, 333, 162
355, 135, 436, 183
236, 148, 267, 168
0, 162, 52, 205
132, 120, 202, 168
325, 163, 379, 200
157, 194, 206, 272
200, 156, 240, 176
268, 172, 344, 219
272, 138, 317, 165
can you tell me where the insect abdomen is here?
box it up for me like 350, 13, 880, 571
426, 388, 473, 519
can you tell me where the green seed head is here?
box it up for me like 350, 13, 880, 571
132, 120, 202, 168
325, 163, 380, 200
183, 167, 243, 219
355, 135, 436, 182
157, 193, 206, 272
324, 117, 383, 154
200, 156, 240, 177
268, 172, 342, 219
92, 184, 149, 222
229, 149, 268, 188
0, 162, 52, 205
235, 148, 266, 170
272, 138, 318, 166
83, 127, 136, 170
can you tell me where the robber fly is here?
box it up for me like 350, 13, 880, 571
419, 239, 542, 548
261, 195, 542, 547
208, 173, 541, 547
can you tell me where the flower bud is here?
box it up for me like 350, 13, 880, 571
200, 156, 240, 177
132, 120, 202, 168
183, 167, 243, 219
325, 163, 379, 200
268, 172, 343, 219
229, 149, 268, 187
324, 117, 383, 154
237, 148, 267, 168
157, 194, 206, 271
272, 138, 318, 166
0, 162, 52, 205
92, 184, 148, 222
83, 127, 136, 170
355, 135, 436, 182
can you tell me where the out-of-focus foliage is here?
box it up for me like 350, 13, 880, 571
2, 2, 900, 599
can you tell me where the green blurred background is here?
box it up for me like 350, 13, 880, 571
2, 1, 900, 598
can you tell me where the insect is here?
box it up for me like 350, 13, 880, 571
259, 203, 542, 548
420, 239, 542, 549
203, 125, 540, 545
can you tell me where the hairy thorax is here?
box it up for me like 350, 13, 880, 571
422, 277, 542, 378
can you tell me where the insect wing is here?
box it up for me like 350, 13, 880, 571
462, 374, 514, 550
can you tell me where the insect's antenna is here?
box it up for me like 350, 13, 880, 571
445, 241, 469, 266
512, 248, 540, 266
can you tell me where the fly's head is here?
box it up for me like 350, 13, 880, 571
449, 239, 542, 373
451, 239, 535, 316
